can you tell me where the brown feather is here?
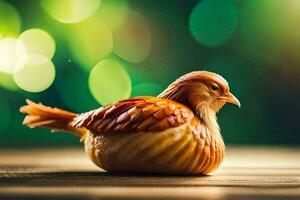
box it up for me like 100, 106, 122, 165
73, 96, 194, 134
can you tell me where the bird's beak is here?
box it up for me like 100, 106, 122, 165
218, 92, 241, 107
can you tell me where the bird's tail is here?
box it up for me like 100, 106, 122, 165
20, 99, 86, 138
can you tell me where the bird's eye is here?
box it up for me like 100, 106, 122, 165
211, 84, 219, 91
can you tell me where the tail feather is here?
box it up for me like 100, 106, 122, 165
20, 99, 85, 138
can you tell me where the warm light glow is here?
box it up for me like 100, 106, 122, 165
17, 29, 56, 59
40, 0, 101, 23
240, 0, 282, 64
113, 11, 152, 63
0, 1, 21, 37
68, 15, 113, 71
0, 37, 18, 73
13, 55, 55, 92
240, 0, 300, 64
189, 0, 238, 47
89, 59, 132, 105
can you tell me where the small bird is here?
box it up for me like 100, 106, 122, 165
20, 71, 240, 175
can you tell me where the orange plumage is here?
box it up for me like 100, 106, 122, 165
20, 71, 240, 175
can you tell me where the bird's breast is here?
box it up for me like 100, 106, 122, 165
84, 119, 225, 175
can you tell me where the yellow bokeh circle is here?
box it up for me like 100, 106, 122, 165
69, 16, 113, 71
40, 0, 101, 24
17, 28, 56, 59
13, 55, 55, 92
89, 59, 132, 105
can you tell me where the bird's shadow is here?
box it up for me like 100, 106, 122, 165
0, 169, 210, 187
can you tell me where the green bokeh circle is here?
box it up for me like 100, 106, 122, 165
189, 0, 238, 47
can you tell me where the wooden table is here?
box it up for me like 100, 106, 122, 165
0, 146, 299, 200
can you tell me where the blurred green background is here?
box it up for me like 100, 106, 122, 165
0, 0, 299, 147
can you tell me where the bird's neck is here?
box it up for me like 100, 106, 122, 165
159, 85, 221, 136
194, 102, 220, 136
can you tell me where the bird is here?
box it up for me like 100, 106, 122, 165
20, 71, 240, 175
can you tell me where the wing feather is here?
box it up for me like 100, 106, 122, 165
72, 96, 194, 134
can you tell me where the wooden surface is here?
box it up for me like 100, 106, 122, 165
0, 146, 299, 200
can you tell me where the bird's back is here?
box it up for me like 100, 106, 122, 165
72, 96, 192, 133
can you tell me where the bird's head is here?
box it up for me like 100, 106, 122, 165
159, 71, 240, 125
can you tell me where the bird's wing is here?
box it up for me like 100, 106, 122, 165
72, 96, 194, 133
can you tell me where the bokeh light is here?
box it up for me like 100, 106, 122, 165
13, 55, 55, 92
240, 0, 300, 65
40, 0, 101, 24
240, 0, 283, 64
89, 59, 131, 105
189, 0, 238, 47
0, 1, 21, 38
0, 72, 18, 91
97, 0, 129, 28
113, 11, 152, 63
132, 82, 162, 97
0, 37, 18, 73
103, 53, 151, 86
69, 15, 113, 71
0, 99, 11, 133
17, 29, 56, 59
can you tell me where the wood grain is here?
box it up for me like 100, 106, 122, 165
0, 146, 299, 200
